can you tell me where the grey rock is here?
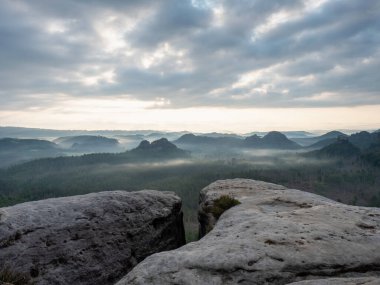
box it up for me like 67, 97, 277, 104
288, 277, 380, 284
119, 179, 380, 285
0, 190, 185, 285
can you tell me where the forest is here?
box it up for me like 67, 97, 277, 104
1, 147, 379, 242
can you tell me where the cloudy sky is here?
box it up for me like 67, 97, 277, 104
0, 0, 379, 132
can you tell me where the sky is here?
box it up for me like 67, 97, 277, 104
0, 0, 379, 132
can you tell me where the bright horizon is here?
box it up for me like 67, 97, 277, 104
1, 104, 379, 133
1, 104, 379, 134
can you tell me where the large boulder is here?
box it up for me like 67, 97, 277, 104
0, 190, 185, 285
119, 179, 380, 285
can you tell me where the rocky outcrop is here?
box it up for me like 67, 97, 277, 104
119, 179, 380, 285
0, 190, 185, 285
288, 277, 380, 284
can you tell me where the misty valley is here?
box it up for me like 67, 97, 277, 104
1, 127, 379, 242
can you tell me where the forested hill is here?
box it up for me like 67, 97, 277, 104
6, 138, 189, 175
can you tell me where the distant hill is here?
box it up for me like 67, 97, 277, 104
318, 131, 347, 140
116, 134, 144, 140
306, 138, 338, 150
174, 134, 241, 148
307, 133, 380, 166
54, 135, 120, 151
244, 131, 314, 138
132, 138, 189, 157
0, 138, 58, 151
200, 132, 243, 139
305, 131, 380, 150
0, 138, 61, 168
307, 138, 361, 158
175, 134, 213, 145
280, 131, 315, 138
0, 126, 79, 139
293, 131, 347, 146
348, 131, 379, 150
244, 131, 301, 149
7, 138, 188, 173
145, 131, 189, 141
261, 131, 301, 149
175, 131, 300, 150
0, 126, 188, 140
244, 134, 261, 145
362, 141, 380, 167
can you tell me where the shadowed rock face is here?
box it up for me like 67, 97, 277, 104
118, 179, 380, 285
288, 277, 380, 285
0, 190, 185, 285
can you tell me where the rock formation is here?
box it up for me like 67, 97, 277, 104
119, 179, 380, 285
0, 190, 185, 285
288, 277, 380, 284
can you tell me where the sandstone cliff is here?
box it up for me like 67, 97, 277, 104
288, 277, 380, 284
119, 179, 380, 285
0, 190, 185, 285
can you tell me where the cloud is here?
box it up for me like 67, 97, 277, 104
0, 0, 379, 110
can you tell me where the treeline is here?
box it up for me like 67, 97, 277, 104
1, 157, 380, 208
1, 155, 380, 241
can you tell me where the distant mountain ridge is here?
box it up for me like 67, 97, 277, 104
132, 138, 188, 156
0, 138, 62, 168
362, 140, 380, 167
0, 138, 58, 151
244, 131, 301, 149
308, 138, 361, 158
54, 135, 119, 150
174, 134, 241, 148
244, 131, 314, 138
6, 138, 189, 173
318, 131, 348, 140
175, 131, 301, 150
293, 131, 347, 146
305, 132, 380, 165
348, 131, 379, 150
306, 131, 380, 150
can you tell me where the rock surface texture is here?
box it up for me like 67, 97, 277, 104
0, 190, 185, 285
288, 277, 380, 284
119, 179, 380, 285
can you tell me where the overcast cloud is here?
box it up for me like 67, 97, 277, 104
0, 0, 379, 110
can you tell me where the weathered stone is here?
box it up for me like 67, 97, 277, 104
119, 179, 380, 285
0, 190, 185, 285
288, 277, 380, 284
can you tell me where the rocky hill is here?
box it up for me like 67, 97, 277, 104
131, 138, 189, 157
244, 131, 301, 149
303, 131, 380, 150
120, 179, 380, 285
308, 138, 361, 158
175, 131, 300, 150
349, 131, 380, 150
293, 131, 347, 147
